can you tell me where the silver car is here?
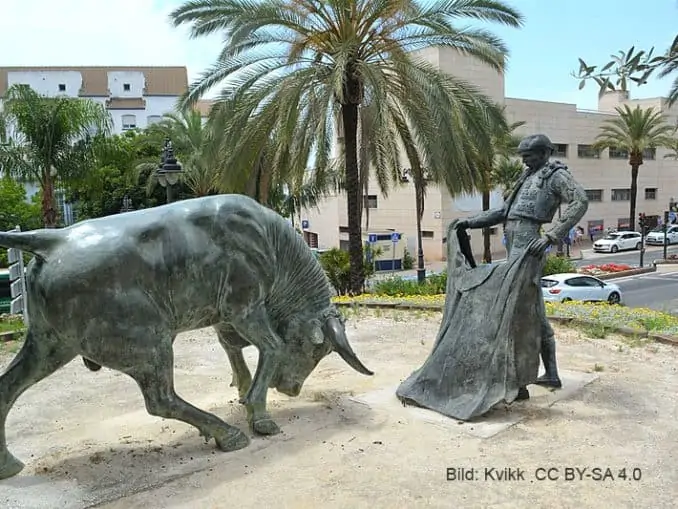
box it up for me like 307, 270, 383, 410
541, 273, 623, 305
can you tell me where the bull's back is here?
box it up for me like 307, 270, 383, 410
28, 195, 279, 314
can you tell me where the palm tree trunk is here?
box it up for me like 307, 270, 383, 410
258, 166, 272, 206
341, 101, 364, 294
482, 190, 491, 263
42, 169, 58, 228
415, 180, 426, 283
629, 164, 639, 231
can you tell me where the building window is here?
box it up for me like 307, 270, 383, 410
577, 144, 600, 158
123, 83, 131, 91
363, 194, 378, 208
611, 188, 631, 201
422, 231, 434, 239
58, 83, 66, 92
642, 148, 656, 160
339, 226, 349, 234
121, 114, 137, 130
608, 146, 629, 159
585, 189, 603, 202
147, 115, 162, 125
645, 187, 657, 200
553, 143, 568, 158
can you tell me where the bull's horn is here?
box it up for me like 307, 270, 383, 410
324, 317, 374, 376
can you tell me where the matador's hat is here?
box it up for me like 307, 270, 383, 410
517, 134, 555, 153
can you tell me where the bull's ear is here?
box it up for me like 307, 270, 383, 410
309, 319, 324, 344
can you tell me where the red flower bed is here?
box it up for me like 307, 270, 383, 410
579, 263, 633, 275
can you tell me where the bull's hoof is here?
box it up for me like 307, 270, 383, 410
251, 418, 281, 436
214, 427, 250, 452
0, 452, 25, 480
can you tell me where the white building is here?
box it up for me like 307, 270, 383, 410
0, 66, 189, 223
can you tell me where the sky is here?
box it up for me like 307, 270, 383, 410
1, 0, 676, 110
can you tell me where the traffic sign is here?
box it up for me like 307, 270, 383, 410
391, 232, 400, 242
368, 233, 377, 243
301, 219, 309, 229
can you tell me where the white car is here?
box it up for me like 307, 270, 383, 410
645, 225, 678, 245
541, 273, 623, 305
592, 231, 642, 253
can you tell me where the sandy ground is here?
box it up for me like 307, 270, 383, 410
1, 309, 677, 509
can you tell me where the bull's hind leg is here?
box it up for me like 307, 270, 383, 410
0, 330, 76, 480
127, 341, 249, 453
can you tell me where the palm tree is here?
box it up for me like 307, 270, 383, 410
0, 84, 111, 227
664, 136, 678, 160
594, 105, 675, 231
473, 116, 525, 262
491, 156, 523, 197
141, 109, 222, 198
170, 0, 523, 294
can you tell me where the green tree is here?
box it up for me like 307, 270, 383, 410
0, 84, 112, 227
0, 176, 42, 267
575, 35, 678, 106
491, 156, 523, 197
593, 105, 675, 231
170, 0, 523, 294
67, 130, 166, 219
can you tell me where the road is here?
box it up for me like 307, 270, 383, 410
371, 244, 678, 312
575, 244, 678, 269
611, 270, 678, 312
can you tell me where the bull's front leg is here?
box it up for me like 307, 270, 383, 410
231, 313, 283, 436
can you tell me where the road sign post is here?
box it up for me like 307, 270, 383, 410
664, 211, 670, 260
639, 213, 646, 268
390, 232, 400, 273
6, 226, 28, 325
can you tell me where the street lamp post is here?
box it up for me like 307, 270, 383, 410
156, 138, 183, 204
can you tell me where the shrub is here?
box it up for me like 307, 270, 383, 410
372, 271, 447, 296
319, 245, 381, 295
402, 248, 414, 270
542, 255, 577, 276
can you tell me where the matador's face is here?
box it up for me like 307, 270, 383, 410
519, 149, 550, 171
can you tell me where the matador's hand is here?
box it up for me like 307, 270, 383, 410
527, 236, 552, 257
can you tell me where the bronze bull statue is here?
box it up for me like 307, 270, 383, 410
0, 194, 372, 480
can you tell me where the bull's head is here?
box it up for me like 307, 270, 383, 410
274, 309, 373, 397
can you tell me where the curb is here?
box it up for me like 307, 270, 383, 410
335, 300, 678, 346
653, 259, 678, 265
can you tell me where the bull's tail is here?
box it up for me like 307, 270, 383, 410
0, 230, 64, 259
82, 358, 102, 372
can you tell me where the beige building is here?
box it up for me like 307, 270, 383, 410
300, 48, 678, 263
